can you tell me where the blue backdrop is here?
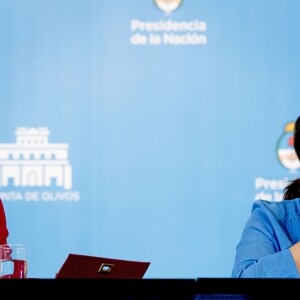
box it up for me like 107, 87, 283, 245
0, 0, 300, 279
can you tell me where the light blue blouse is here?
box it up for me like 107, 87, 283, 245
232, 198, 300, 278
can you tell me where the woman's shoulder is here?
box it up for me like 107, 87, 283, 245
252, 198, 300, 215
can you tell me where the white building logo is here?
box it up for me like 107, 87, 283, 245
0, 127, 72, 190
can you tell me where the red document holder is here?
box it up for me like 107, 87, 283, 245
55, 253, 150, 279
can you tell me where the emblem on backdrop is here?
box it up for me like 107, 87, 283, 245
277, 121, 300, 171
153, 0, 183, 14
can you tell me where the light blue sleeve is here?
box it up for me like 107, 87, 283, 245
232, 202, 300, 278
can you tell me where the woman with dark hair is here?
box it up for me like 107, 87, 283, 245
0, 198, 9, 245
232, 115, 300, 278
283, 115, 300, 200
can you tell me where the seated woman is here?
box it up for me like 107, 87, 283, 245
232, 115, 300, 278
0, 198, 9, 245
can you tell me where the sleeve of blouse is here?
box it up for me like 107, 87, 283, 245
232, 203, 299, 278
0, 198, 9, 245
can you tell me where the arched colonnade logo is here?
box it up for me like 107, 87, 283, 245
0, 127, 80, 202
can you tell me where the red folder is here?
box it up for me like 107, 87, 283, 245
55, 253, 150, 279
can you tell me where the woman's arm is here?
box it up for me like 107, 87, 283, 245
232, 203, 299, 278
